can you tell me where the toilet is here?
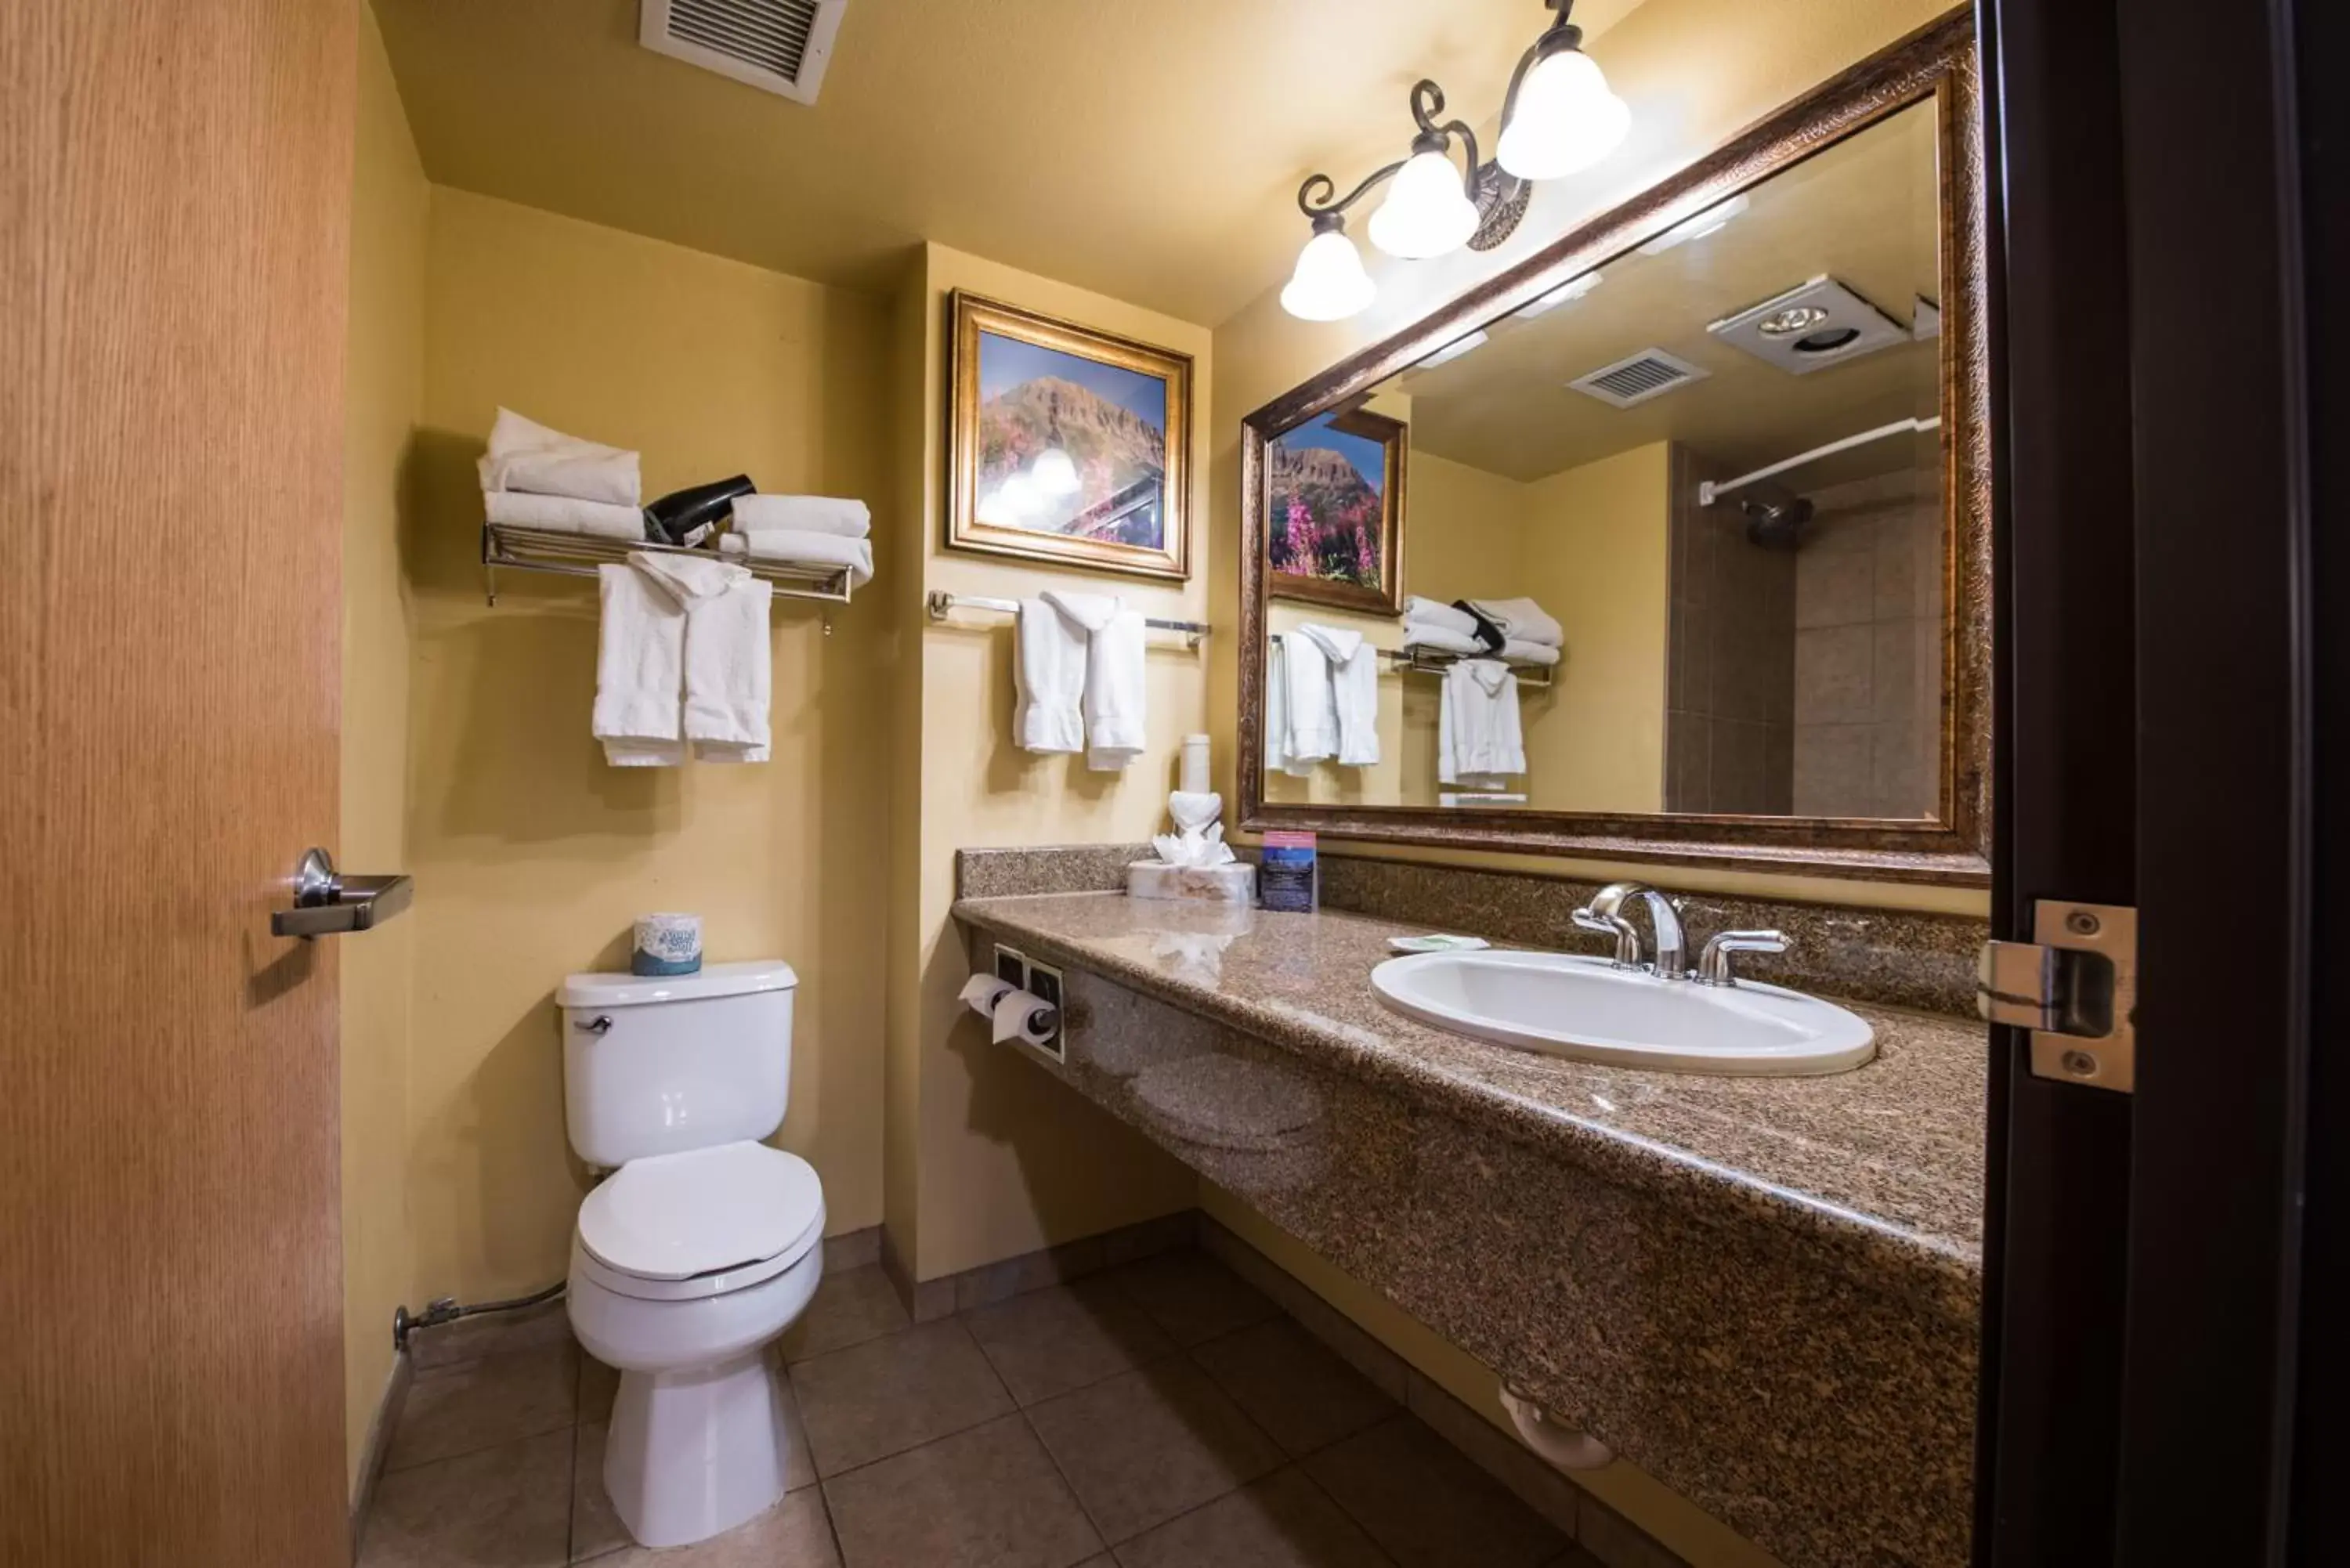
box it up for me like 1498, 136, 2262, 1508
559, 959, 825, 1549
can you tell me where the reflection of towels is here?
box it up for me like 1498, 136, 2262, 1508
1439, 658, 1524, 786
478, 407, 641, 506
1400, 624, 1483, 656
593, 563, 686, 768
1280, 630, 1341, 764
1404, 596, 1480, 638
1040, 591, 1147, 771
1466, 597, 1563, 647
485, 490, 647, 540
1263, 639, 1315, 778
1499, 638, 1560, 667
731, 494, 870, 538
719, 529, 874, 587
1297, 623, 1379, 767
1015, 598, 1085, 754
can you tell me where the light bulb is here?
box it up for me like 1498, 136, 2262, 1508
1497, 47, 1629, 181
1368, 146, 1479, 260
1031, 448, 1080, 495
1281, 226, 1376, 321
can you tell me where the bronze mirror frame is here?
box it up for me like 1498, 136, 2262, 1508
1237, 9, 1987, 887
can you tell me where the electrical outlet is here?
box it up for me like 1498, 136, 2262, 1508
992, 944, 1028, 989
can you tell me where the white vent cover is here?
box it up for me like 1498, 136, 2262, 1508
640, 0, 848, 106
1567, 348, 1710, 409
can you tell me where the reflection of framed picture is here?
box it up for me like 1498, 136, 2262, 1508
1266, 407, 1405, 614
946, 291, 1191, 580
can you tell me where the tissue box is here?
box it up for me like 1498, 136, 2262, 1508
1127, 862, 1256, 903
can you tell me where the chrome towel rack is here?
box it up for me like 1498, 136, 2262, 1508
925, 591, 1210, 650
483, 523, 856, 612
1267, 632, 1556, 688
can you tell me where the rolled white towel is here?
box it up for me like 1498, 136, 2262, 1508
477, 407, 641, 506
732, 494, 870, 538
1400, 624, 1484, 656
1403, 596, 1481, 638
1500, 638, 1561, 667
720, 529, 874, 587
484, 490, 646, 541
1465, 597, 1563, 647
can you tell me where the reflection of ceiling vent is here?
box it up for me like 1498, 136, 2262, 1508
1567, 348, 1710, 409
639, 0, 848, 105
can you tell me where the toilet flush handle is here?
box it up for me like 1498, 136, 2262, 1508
573, 1015, 613, 1035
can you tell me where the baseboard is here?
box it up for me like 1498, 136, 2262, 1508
348, 1348, 412, 1563
880, 1208, 1199, 1321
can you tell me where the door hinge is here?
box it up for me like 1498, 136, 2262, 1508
1978, 900, 2138, 1093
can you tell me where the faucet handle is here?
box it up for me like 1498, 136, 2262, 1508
1572, 906, 1644, 970
1694, 930, 1789, 987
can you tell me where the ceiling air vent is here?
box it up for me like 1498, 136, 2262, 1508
640, 0, 848, 106
1567, 348, 1710, 409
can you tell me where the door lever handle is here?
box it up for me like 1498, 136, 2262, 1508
272, 847, 412, 938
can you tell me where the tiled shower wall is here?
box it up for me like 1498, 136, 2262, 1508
1663, 446, 1796, 814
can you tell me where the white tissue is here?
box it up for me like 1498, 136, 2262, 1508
991, 988, 1055, 1047
959, 974, 1014, 1019
1155, 789, 1236, 868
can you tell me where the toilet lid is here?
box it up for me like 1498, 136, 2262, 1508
579, 1142, 823, 1281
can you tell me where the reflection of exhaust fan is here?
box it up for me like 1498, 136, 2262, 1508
1567, 348, 1709, 409
1708, 276, 1907, 375
640, 0, 848, 105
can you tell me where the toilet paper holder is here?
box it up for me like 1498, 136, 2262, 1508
978, 944, 1066, 1061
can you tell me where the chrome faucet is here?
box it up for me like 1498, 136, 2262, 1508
1573, 882, 1687, 978
1694, 930, 1789, 986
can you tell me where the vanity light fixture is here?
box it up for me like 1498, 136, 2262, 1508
1280, 0, 1629, 320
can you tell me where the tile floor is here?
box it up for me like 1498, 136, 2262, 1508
359, 1245, 1603, 1568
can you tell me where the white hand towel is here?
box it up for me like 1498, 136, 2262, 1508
484, 490, 646, 540
1280, 630, 1340, 764
1015, 598, 1086, 754
478, 407, 642, 507
718, 529, 875, 587
627, 552, 769, 763
1439, 658, 1525, 786
1298, 623, 1379, 767
1040, 591, 1148, 772
1404, 596, 1482, 638
1499, 638, 1561, 667
1465, 597, 1564, 647
731, 494, 870, 538
1400, 624, 1484, 656
1262, 639, 1316, 777
593, 562, 686, 767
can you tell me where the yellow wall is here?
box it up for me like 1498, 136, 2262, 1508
1521, 442, 1672, 812
1209, 0, 1983, 919
402, 189, 895, 1302
342, 3, 426, 1494
891, 243, 1206, 1281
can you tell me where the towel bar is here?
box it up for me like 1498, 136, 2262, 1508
925, 591, 1210, 650
1267, 632, 1556, 688
482, 523, 855, 615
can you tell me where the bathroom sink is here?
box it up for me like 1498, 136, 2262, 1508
1371, 949, 1875, 1075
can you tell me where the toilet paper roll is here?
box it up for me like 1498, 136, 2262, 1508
632, 912, 703, 976
959, 974, 1014, 1019
991, 988, 1056, 1047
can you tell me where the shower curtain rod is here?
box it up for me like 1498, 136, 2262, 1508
1697, 414, 1943, 506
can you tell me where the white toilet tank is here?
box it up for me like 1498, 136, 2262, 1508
559, 959, 798, 1167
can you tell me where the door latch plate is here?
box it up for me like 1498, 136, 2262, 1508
1978, 900, 2137, 1093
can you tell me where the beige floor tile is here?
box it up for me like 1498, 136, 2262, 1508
823, 1413, 1102, 1568
1105, 1248, 1278, 1348
964, 1277, 1178, 1406
407, 1299, 575, 1372
359, 1429, 572, 1568
1304, 1417, 1565, 1568
1026, 1360, 1284, 1543
580, 1489, 838, 1566
390, 1343, 578, 1472
579, 1353, 620, 1423
782, 1263, 914, 1364
1190, 1318, 1397, 1458
1110, 1468, 1390, 1568
792, 1320, 1014, 1477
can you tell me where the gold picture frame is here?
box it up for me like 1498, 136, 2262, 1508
1265, 406, 1407, 615
945, 291, 1193, 580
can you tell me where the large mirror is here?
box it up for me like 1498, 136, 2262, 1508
1239, 14, 1987, 883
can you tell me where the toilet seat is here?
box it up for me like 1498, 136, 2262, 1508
577, 1141, 824, 1302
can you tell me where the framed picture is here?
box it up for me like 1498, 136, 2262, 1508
1265, 407, 1405, 614
946, 292, 1192, 580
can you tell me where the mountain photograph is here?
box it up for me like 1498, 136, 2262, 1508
1267, 412, 1394, 591
974, 330, 1172, 550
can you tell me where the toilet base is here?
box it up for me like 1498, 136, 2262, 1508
604, 1352, 793, 1548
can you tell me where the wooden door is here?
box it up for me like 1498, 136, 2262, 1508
0, 2, 355, 1563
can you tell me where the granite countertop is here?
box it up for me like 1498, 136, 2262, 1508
953, 891, 1987, 1320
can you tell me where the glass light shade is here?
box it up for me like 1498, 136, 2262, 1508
1031, 447, 1080, 495
1281, 226, 1376, 321
1496, 47, 1630, 180
1367, 147, 1480, 259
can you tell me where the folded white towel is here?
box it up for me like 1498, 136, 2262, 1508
627, 552, 769, 764
719, 529, 874, 587
484, 489, 645, 541
1015, 597, 1086, 754
1439, 658, 1525, 786
1040, 591, 1148, 771
1399, 624, 1484, 656
1500, 638, 1561, 667
1404, 596, 1482, 638
732, 494, 870, 538
1262, 640, 1315, 778
1296, 623, 1379, 767
478, 407, 641, 507
593, 562, 686, 768
1465, 597, 1563, 647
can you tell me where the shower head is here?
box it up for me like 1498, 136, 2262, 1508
1741, 495, 1813, 550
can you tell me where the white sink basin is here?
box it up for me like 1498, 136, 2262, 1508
1371, 949, 1875, 1076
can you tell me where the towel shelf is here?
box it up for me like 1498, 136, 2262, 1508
924, 591, 1210, 650
1268, 633, 1556, 688
482, 523, 857, 609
